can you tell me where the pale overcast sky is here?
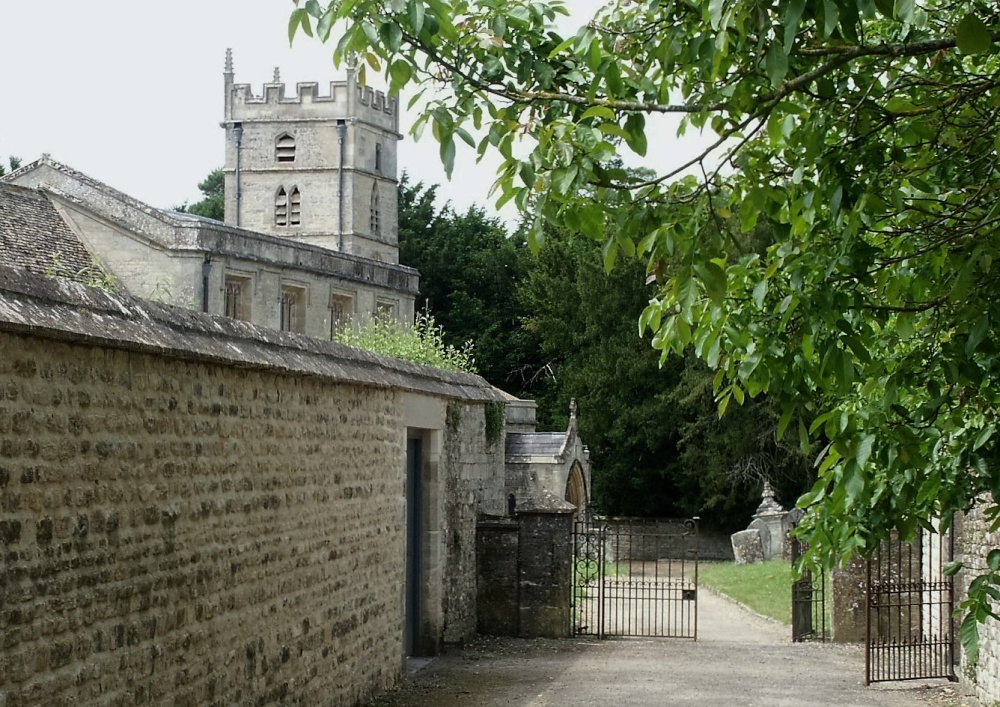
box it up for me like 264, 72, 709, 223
0, 1, 707, 225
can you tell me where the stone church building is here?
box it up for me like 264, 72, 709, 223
0, 54, 595, 706
3, 51, 416, 338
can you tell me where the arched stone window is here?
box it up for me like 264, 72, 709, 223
275, 186, 301, 227
289, 187, 301, 226
275, 186, 288, 226
370, 185, 380, 235
276, 134, 296, 163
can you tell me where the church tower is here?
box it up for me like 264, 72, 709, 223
222, 50, 402, 263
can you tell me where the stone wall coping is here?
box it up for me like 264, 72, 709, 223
476, 517, 519, 529
0, 264, 504, 402
516, 490, 576, 514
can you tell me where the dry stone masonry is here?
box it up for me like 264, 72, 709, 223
0, 266, 506, 706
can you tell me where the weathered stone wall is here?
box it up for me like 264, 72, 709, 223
475, 518, 519, 637
440, 402, 506, 644
474, 503, 574, 640
956, 502, 1000, 705
516, 508, 574, 638
598, 518, 732, 562
0, 267, 506, 706
0, 332, 404, 707
829, 556, 867, 643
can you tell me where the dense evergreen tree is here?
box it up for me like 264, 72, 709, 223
176, 168, 224, 221
398, 176, 543, 398
521, 230, 811, 528
0, 156, 22, 177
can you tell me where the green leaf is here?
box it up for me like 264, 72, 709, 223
967, 314, 990, 356
886, 97, 917, 113
380, 21, 403, 52
697, 261, 727, 305
624, 113, 648, 157
602, 238, 619, 272
973, 425, 993, 452
821, 0, 840, 38
960, 612, 980, 665
894, 0, 914, 23
581, 106, 616, 121
409, 0, 426, 33
844, 462, 864, 503
317, 9, 336, 42
943, 561, 964, 577
455, 127, 476, 149
777, 405, 795, 438
388, 59, 413, 93
556, 164, 579, 194
440, 135, 456, 179
289, 8, 313, 44
708, 0, 725, 30
956, 13, 992, 55
783, 0, 806, 52
873, 0, 894, 17
752, 279, 768, 309
856, 434, 875, 468
765, 42, 788, 88
988, 549, 1000, 572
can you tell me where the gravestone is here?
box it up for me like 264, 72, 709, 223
731, 529, 764, 564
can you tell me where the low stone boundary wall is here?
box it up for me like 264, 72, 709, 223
597, 517, 734, 562
476, 496, 575, 639
0, 267, 504, 707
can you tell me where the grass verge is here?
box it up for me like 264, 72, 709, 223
698, 560, 792, 624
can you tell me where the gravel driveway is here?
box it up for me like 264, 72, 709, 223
368, 590, 973, 706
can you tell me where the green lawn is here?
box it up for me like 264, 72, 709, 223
698, 560, 793, 624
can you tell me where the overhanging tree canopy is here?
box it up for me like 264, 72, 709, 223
290, 0, 1000, 647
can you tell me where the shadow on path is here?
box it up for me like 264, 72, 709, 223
369, 590, 970, 707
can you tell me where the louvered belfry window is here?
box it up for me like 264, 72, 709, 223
276, 134, 295, 163
370, 186, 380, 235
275, 187, 288, 226
289, 187, 301, 226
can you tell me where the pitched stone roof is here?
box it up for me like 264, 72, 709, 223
4, 156, 418, 294
505, 432, 568, 459
0, 182, 94, 278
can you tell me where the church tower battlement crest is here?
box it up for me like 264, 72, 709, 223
222, 49, 401, 263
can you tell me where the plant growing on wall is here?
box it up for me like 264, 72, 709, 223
335, 311, 476, 373
484, 401, 505, 447
46, 254, 119, 291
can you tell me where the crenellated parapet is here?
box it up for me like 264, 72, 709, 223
356, 84, 396, 115
230, 80, 397, 119
222, 49, 401, 259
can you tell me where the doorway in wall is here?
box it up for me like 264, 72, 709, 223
404, 435, 422, 656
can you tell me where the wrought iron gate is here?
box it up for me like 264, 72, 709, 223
789, 512, 828, 642
572, 518, 698, 639
865, 527, 955, 684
